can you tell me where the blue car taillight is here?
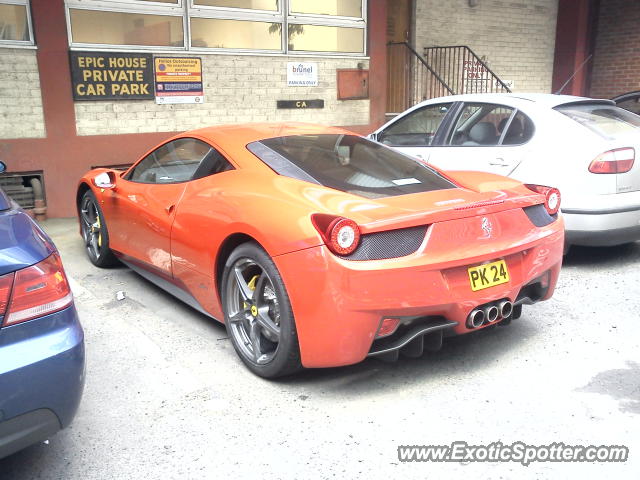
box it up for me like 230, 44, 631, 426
0, 272, 13, 317
2, 253, 73, 327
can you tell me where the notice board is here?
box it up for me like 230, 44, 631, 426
154, 57, 204, 104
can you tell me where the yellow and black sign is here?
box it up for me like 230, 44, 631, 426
70, 52, 154, 101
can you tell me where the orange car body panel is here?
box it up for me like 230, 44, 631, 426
78, 123, 564, 368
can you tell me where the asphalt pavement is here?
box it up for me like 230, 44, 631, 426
1, 218, 639, 479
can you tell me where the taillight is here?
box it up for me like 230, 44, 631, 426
376, 318, 400, 338
525, 184, 561, 216
311, 214, 361, 256
589, 147, 635, 174
0, 273, 14, 317
3, 253, 73, 327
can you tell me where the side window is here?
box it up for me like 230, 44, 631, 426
447, 103, 514, 146
192, 149, 234, 180
500, 111, 535, 146
378, 103, 453, 147
127, 138, 232, 184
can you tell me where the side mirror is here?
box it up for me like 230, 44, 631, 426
367, 133, 377, 142
92, 171, 116, 189
0, 161, 6, 173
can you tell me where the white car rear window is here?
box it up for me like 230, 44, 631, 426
555, 103, 640, 140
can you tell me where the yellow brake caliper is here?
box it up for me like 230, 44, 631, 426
96, 215, 102, 248
243, 274, 259, 309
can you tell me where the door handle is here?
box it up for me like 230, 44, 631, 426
165, 204, 175, 215
489, 157, 509, 166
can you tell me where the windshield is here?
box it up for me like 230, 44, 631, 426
249, 134, 457, 199
555, 103, 640, 140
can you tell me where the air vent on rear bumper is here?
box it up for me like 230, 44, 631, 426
338, 226, 427, 261
524, 204, 558, 227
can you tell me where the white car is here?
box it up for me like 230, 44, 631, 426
369, 93, 640, 249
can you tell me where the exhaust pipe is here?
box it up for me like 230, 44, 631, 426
498, 300, 513, 319
467, 308, 485, 329
484, 305, 500, 323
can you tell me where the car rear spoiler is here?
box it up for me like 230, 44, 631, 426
552, 99, 616, 109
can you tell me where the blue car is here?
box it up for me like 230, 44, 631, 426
0, 161, 85, 459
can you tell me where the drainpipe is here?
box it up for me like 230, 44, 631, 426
29, 177, 47, 221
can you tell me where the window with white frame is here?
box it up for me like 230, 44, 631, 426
0, 0, 34, 46
65, 0, 366, 55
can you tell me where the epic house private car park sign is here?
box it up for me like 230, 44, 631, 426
69, 52, 154, 101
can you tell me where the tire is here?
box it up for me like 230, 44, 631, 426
221, 242, 301, 379
79, 190, 118, 268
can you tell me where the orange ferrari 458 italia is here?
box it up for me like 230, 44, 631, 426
77, 123, 564, 378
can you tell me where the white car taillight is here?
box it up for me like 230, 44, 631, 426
311, 214, 361, 256
525, 184, 562, 216
3, 253, 73, 327
589, 147, 635, 174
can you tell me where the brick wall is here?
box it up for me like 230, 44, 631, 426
74, 55, 370, 136
414, 0, 559, 93
589, 0, 640, 98
0, 49, 46, 139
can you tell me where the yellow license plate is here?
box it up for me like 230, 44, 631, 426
468, 260, 510, 291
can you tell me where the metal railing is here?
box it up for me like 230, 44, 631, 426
386, 42, 511, 113
424, 45, 512, 96
387, 42, 454, 114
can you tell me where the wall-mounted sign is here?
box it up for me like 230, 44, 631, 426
69, 52, 154, 101
287, 62, 318, 87
495, 79, 515, 89
463, 59, 488, 79
154, 57, 204, 104
276, 99, 324, 109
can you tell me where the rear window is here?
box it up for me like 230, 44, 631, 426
616, 96, 640, 115
249, 134, 457, 199
555, 103, 640, 140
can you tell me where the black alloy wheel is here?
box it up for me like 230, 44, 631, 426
79, 190, 118, 267
222, 242, 301, 378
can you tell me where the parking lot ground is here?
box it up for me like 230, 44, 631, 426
1, 218, 639, 479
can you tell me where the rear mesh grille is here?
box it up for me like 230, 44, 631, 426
339, 226, 427, 261
524, 204, 557, 227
